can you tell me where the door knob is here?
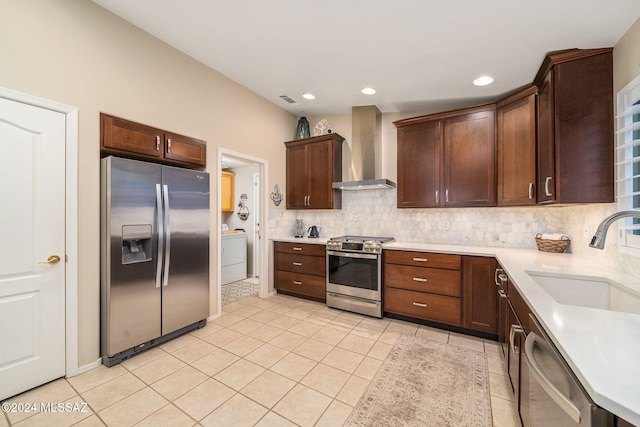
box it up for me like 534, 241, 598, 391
40, 255, 61, 265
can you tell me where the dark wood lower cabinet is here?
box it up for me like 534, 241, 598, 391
462, 256, 497, 334
273, 242, 326, 302
383, 251, 498, 337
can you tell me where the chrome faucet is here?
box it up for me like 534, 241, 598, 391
589, 210, 640, 249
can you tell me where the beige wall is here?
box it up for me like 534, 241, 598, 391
0, 0, 295, 366
613, 17, 640, 92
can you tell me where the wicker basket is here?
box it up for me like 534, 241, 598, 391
535, 233, 570, 253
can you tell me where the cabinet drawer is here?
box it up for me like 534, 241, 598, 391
275, 270, 325, 300
274, 241, 326, 257
384, 264, 460, 296
275, 252, 325, 277
385, 250, 461, 270
384, 287, 461, 326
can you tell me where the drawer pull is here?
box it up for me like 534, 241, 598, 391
412, 277, 428, 282
412, 302, 428, 308
292, 262, 303, 266
412, 257, 428, 262
292, 280, 302, 285
293, 247, 303, 251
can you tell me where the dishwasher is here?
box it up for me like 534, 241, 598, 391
522, 314, 614, 427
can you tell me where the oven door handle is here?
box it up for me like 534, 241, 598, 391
326, 250, 379, 260
524, 332, 581, 424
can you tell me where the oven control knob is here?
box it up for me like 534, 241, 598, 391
363, 241, 381, 253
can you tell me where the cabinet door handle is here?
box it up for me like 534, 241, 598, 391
494, 268, 504, 286
412, 277, 428, 282
510, 324, 525, 354
292, 262, 303, 266
307, 195, 310, 206
528, 182, 534, 200
498, 273, 508, 284
293, 247, 303, 251
292, 280, 302, 285
498, 289, 508, 298
544, 176, 553, 197
412, 257, 428, 262
412, 302, 428, 308
445, 189, 449, 203
167, 138, 172, 153
435, 190, 439, 204
156, 135, 161, 151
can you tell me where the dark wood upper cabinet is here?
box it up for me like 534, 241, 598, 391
100, 113, 206, 169
534, 48, 614, 204
163, 131, 206, 167
394, 104, 496, 208
284, 133, 343, 210
497, 85, 537, 206
443, 109, 496, 207
396, 121, 442, 208
101, 114, 163, 160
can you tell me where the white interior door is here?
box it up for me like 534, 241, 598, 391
253, 172, 260, 277
0, 97, 66, 400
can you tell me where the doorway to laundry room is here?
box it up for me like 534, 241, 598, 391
218, 149, 267, 310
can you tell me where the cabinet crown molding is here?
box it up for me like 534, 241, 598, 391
533, 47, 613, 88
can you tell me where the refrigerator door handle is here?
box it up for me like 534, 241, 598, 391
162, 184, 171, 287
155, 184, 164, 288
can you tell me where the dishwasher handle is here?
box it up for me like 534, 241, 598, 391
524, 332, 581, 424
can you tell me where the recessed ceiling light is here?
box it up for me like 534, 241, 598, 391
473, 76, 494, 86
302, 93, 315, 100
361, 87, 376, 95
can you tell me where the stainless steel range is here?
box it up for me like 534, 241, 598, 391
326, 235, 395, 318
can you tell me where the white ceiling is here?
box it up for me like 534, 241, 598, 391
92, 0, 640, 115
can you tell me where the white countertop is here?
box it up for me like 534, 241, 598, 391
273, 236, 329, 244
385, 241, 640, 425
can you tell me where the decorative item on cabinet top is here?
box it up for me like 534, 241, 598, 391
100, 113, 206, 169
314, 119, 331, 136
295, 116, 310, 140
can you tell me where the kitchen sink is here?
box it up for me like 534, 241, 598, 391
526, 271, 640, 315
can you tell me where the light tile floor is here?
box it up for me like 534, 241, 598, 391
1, 294, 521, 426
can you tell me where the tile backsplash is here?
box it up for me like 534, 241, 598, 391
268, 189, 639, 277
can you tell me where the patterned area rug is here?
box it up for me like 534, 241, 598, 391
345, 335, 492, 427
221, 279, 259, 306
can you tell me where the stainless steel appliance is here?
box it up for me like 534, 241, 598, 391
522, 314, 614, 427
326, 235, 394, 318
308, 225, 320, 238
101, 156, 210, 367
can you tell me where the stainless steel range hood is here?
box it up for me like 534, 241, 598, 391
332, 106, 396, 190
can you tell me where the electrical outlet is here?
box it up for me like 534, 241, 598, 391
583, 227, 590, 239
523, 220, 531, 232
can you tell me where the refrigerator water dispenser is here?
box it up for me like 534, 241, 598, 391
121, 224, 152, 264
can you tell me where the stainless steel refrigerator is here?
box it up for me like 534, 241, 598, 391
101, 156, 210, 366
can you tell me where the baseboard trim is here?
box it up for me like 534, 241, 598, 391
73, 358, 102, 377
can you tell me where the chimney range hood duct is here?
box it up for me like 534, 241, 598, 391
332, 105, 396, 190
